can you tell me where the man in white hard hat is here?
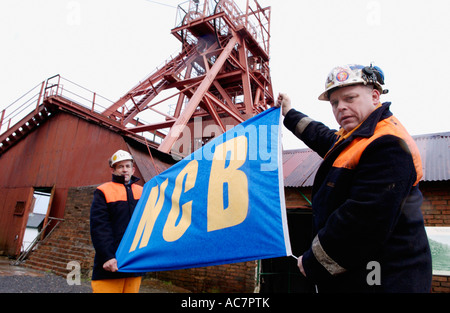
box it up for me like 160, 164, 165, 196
276, 64, 432, 293
90, 149, 144, 293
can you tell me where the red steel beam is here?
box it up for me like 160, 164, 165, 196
158, 36, 238, 153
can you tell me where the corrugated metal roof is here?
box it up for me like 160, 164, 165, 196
413, 132, 450, 182
283, 132, 450, 187
282, 149, 322, 187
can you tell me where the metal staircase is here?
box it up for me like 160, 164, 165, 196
0, 82, 54, 155
1, 0, 273, 159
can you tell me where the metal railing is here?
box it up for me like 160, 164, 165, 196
0, 75, 115, 137
0, 74, 168, 146
12, 217, 64, 266
43, 74, 115, 115
0, 81, 45, 136
174, 0, 270, 55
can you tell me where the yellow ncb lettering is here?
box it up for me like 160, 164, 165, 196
163, 160, 198, 242
129, 179, 168, 252
207, 136, 249, 232
128, 136, 249, 252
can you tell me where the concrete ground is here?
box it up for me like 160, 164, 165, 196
0, 256, 190, 293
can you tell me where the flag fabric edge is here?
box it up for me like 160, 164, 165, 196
277, 108, 292, 258
115, 107, 293, 272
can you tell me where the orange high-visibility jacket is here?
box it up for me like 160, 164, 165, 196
90, 174, 143, 280
283, 103, 432, 292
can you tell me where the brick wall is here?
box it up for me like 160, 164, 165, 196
148, 261, 258, 293
25, 185, 258, 292
26, 181, 449, 293
421, 181, 450, 293
24, 185, 96, 278
422, 181, 450, 226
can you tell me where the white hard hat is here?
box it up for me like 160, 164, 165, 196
318, 64, 387, 101
109, 150, 133, 167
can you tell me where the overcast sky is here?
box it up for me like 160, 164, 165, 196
1, 0, 449, 150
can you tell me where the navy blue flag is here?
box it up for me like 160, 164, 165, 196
116, 107, 292, 272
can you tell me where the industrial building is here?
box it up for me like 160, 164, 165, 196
1, 0, 449, 293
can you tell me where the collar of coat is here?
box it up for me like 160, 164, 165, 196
111, 174, 141, 185
336, 102, 392, 140
325, 102, 393, 159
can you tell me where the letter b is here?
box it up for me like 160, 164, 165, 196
207, 136, 249, 232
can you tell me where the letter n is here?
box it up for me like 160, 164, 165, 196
129, 179, 168, 252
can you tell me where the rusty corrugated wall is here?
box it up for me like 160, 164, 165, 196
0, 99, 174, 256
414, 132, 450, 182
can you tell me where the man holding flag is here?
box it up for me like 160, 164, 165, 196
277, 64, 432, 292
114, 106, 293, 276
90, 150, 145, 293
